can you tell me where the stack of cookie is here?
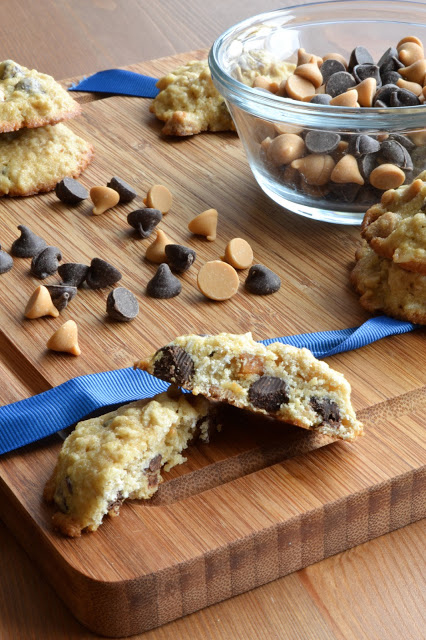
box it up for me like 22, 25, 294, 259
0, 59, 93, 196
351, 170, 426, 324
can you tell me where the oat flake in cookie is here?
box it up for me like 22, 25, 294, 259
0, 60, 81, 133
135, 333, 363, 441
44, 390, 215, 536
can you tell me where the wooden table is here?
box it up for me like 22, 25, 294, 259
0, 2, 425, 638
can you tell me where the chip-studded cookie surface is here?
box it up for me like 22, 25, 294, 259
0, 123, 93, 196
361, 171, 426, 274
135, 333, 363, 441
0, 59, 81, 133
43, 391, 214, 536
350, 240, 426, 324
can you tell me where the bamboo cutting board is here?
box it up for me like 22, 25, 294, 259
0, 51, 425, 637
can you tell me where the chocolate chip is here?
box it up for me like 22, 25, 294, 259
164, 244, 196, 273
148, 454, 162, 472
348, 46, 374, 72
347, 134, 380, 157
326, 71, 356, 97
106, 287, 139, 321
374, 99, 387, 108
107, 490, 124, 514
55, 177, 88, 205
377, 47, 398, 69
0, 245, 13, 274
358, 153, 378, 181
11, 225, 47, 258
353, 64, 381, 87
355, 185, 382, 205
31, 246, 62, 279
328, 182, 361, 202
153, 345, 195, 386
146, 263, 181, 298
107, 176, 137, 203
127, 208, 162, 238
379, 54, 403, 75
305, 130, 340, 154
389, 88, 420, 107
86, 258, 122, 289
381, 140, 413, 170
320, 59, 346, 83
15, 77, 42, 93
381, 71, 401, 85
309, 94, 332, 105
373, 83, 399, 106
0, 60, 23, 79
245, 264, 281, 295
310, 397, 340, 426
58, 262, 89, 288
248, 376, 289, 412
389, 134, 415, 152
45, 284, 77, 311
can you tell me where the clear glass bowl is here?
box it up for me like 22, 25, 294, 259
209, 0, 426, 224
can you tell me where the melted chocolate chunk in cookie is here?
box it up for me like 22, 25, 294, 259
153, 345, 195, 386
248, 376, 289, 412
310, 397, 341, 426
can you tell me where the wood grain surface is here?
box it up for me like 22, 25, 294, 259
0, 2, 425, 638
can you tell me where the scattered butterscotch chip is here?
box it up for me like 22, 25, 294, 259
399, 59, 426, 84
25, 285, 59, 319
291, 154, 335, 186
145, 229, 172, 263
398, 42, 424, 66
397, 36, 423, 49
331, 154, 364, 185
90, 186, 120, 215
369, 164, 406, 190
188, 208, 218, 241
143, 184, 172, 214
396, 78, 423, 96
322, 52, 348, 68
285, 74, 316, 101
47, 320, 81, 356
267, 134, 305, 166
197, 260, 239, 301
224, 238, 253, 270
329, 89, 359, 107
354, 77, 376, 107
294, 63, 323, 88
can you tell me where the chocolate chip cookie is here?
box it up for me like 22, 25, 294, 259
135, 333, 363, 441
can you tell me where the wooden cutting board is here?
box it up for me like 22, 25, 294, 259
0, 51, 425, 637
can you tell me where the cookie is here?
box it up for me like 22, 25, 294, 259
350, 240, 426, 324
0, 59, 81, 133
361, 171, 426, 274
230, 49, 295, 86
43, 390, 215, 536
0, 123, 94, 196
150, 60, 235, 136
135, 333, 363, 441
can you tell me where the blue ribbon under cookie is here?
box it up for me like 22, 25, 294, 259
0, 316, 420, 455
68, 69, 159, 98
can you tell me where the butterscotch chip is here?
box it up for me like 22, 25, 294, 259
25, 285, 59, 319
145, 229, 171, 263
369, 164, 406, 190
396, 78, 423, 95
291, 154, 335, 186
329, 89, 359, 107
331, 154, 364, 185
285, 75, 316, 101
398, 42, 424, 66
188, 208, 218, 241
294, 63, 323, 88
47, 320, 81, 356
397, 36, 423, 49
355, 77, 376, 107
399, 59, 426, 84
144, 184, 172, 214
253, 76, 279, 93
322, 53, 348, 68
224, 238, 253, 270
266, 133, 305, 166
90, 186, 120, 215
197, 260, 239, 300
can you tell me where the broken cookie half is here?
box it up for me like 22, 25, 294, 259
135, 332, 363, 442
44, 390, 216, 537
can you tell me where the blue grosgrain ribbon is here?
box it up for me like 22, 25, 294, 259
0, 316, 420, 455
69, 69, 159, 98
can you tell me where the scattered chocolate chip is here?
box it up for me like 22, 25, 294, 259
347, 134, 380, 157
0, 245, 13, 274
11, 225, 47, 258
328, 182, 361, 202
31, 246, 62, 279
319, 59, 346, 84
248, 376, 289, 412
127, 208, 162, 238
148, 454, 162, 473
146, 263, 181, 298
374, 99, 387, 108
379, 54, 403, 75
245, 264, 281, 295
310, 397, 340, 425
45, 284, 77, 311
348, 46, 374, 71
305, 130, 340, 154
381, 71, 401, 85
55, 177, 88, 205
377, 47, 398, 69
326, 71, 356, 97
106, 287, 139, 321
15, 77, 41, 93
373, 83, 399, 106
353, 64, 381, 87
107, 176, 137, 203
389, 88, 420, 107
358, 153, 378, 181
58, 262, 89, 288
389, 134, 415, 152
86, 258, 122, 289
309, 94, 332, 105
164, 244, 196, 273
153, 345, 195, 385
381, 140, 413, 169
